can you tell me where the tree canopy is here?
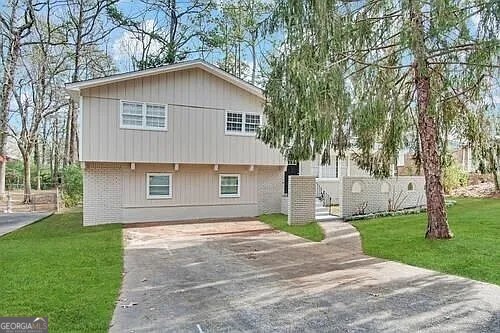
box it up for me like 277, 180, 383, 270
260, 0, 499, 238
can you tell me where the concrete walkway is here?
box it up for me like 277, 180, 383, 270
110, 220, 500, 333
0, 212, 52, 237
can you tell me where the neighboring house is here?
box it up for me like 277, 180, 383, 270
66, 60, 285, 226
397, 143, 476, 176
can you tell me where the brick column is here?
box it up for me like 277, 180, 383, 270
288, 176, 315, 225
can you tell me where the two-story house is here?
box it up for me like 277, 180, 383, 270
66, 60, 286, 226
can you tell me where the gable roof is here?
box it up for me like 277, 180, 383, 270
65, 59, 264, 100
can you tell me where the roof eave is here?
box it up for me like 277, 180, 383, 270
65, 60, 265, 101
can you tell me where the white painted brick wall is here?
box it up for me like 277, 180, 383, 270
83, 164, 123, 226
257, 167, 283, 214
281, 196, 289, 215
288, 176, 315, 225
341, 176, 426, 218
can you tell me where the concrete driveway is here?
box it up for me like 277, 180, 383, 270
110, 220, 500, 333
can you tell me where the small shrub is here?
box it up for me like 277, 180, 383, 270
443, 161, 468, 194
62, 165, 83, 207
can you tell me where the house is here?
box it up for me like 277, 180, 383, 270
66, 60, 286, 226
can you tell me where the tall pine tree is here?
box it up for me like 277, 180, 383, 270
260, 0, 499, 239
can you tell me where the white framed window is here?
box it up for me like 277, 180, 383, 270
219, 174, 240, 198
225, 111, 261, 135
245, 113, 261, 133
146, 173, 172, 199
121, 101, 167, 131
226, 112, 243, 132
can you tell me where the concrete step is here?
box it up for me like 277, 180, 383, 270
315, 208, 330, 215
315, 214, 342, 222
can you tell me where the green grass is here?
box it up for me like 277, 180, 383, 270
0, 211, 123, 332
259, 214, 325, 242
353, 198, 500, 285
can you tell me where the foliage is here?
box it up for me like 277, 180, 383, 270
353, 198, 500, 285
0, 211, 123, 332
260, 0, 498, 238
205, 0, 273, 84
259, 214, 324, 242
31, 167, 54, 190
107, 0, 215, 70
62, 165, 83, 207
261, 0, 498, 174
443, 160, 469, 194
5, 161, 24, 188
5, 160, 53, 190
471, 114, 500, 191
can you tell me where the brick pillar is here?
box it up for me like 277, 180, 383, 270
288, 176, 315, 225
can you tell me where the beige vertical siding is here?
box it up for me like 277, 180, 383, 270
122, 164, 258, 207
80, 68, 284, 165
83, 162, 283, 225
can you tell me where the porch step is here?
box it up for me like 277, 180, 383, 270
315, 214, 342, 222
315, 198, 339, 221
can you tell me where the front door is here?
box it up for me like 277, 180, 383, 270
284, 163, 299, 195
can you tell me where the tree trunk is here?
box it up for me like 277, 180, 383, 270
0, 35, 21, 199
493, 171, 500, 192
35, 139, 41, 191
64, 103, 73, 165
22, 153, 31, 204
415, 72, 453, 239
69, 102, 79, 162
250, 30, 257, 85
410, 3, 452, 239
53, 117, 60, 183
0, 162, 6, 199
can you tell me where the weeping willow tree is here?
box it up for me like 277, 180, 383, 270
259, 0, 499, 239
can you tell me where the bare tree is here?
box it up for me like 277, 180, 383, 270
62, 0, 118, 165
0, 0, 36, 198
9, 9, 68, 202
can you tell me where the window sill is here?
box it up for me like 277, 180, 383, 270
120, 126, 168, 132
147, 195, 172, 200
224, 131, 257, 137
219, 194, 241, 198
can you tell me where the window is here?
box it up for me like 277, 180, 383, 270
146, 104, 166, 128
226, 112, 243, 132
245, 114, 261, 133
121, 101, 167, 130
147, 173, 172, 199
122, 102, 143, 127
225, 111, 261, 135
219, 174, 240, 198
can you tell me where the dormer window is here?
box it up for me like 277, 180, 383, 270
225, 111, 261, 136
121, 101, 167, 131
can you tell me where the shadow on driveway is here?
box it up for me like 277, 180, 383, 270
110, 221, 500, 333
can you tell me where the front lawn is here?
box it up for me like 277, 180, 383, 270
259, 214, 325, 242
353, 198, 500, 285
0, 211, 122, 332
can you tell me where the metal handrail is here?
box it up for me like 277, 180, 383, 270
316, 183, 333, 209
